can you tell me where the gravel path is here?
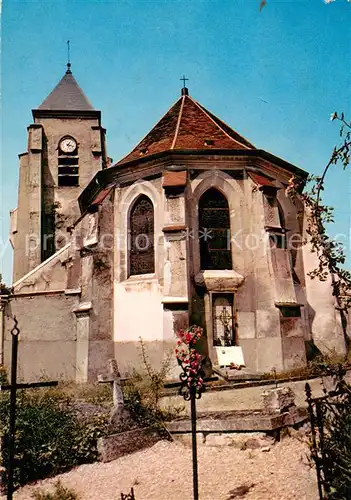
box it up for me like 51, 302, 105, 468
8, 437, 318, 500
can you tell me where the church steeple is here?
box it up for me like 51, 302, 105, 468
36, 68, 94, 112
12, 61, 107, 282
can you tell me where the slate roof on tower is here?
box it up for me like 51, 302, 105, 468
37, 67, 95, 111
117, 90, 255, 165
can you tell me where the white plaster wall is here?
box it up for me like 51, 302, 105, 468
113, 178, 166, 343
114, 278, 164, 342
302, 212, 347, 356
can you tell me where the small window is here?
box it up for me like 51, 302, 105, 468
212, 294, 236, 346
269, 233, 286, 249
279, 306, 301, 318
58, 170, 79, 186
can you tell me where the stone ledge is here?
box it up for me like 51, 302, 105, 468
166, 408, 308, 433
195, 270, 244, 291
97, 427, 161, 463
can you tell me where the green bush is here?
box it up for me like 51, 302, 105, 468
0, 364, 8, 385
0, 387, 109, 491
307, 360, 351, 500
121, 337, 185, 437
32, 480, 80, 500
320, 380, 351, 499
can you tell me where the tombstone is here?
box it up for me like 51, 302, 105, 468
98, 359, 135, 432
262, 386, 296, 414
215, 346, 245, 368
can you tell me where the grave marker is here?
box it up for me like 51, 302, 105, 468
0, 317, 58, 500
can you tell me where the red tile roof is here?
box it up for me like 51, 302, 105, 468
248, 172, 276, 188
162, 170, 187, 187
90, 186, 113, 207
117, 94, 255, 165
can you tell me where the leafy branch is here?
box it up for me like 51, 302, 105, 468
287, 114, 351, 310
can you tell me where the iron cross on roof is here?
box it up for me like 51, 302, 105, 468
66, 39, 72, 74
180, 75, 189, 88
180, 75, 189, 96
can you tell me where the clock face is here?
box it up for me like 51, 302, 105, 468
60, 137, 77, 153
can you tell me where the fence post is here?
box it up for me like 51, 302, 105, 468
190, 387, 199, 500
7, 318, 20, 500
305, 382, 324, 500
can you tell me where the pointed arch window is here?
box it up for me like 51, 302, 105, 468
129, 195, 155, 276
199, 188, 232, 270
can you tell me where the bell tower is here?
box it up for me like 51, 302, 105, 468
10, 63, 108, 282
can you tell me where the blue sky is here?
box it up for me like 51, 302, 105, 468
1, 0, 350, 284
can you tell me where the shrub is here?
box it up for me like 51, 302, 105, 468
122, 338, 184, 437
307, 361, 351, 500
0, 365, 7, 385
0, 387, 109, 491
320, 381, 351, 499
32, 480, 80, 500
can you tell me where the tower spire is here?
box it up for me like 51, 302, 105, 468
66, 40, 72, 74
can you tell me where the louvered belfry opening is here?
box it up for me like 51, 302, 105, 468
199, 188, 232, 270
129, 195, 155, 276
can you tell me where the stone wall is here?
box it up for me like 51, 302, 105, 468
3, 293, 78, 382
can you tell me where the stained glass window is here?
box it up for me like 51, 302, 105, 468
199, 188, 232, 270
129, 195, 155, 276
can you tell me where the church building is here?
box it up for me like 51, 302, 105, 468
1, 64, 347, 382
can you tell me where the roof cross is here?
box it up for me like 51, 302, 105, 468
180, 74, 189, 88
66, 40, 72, 74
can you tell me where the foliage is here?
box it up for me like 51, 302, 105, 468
32, 481, 80, 500
58, 382, 112, 408
122, 338, 184, 437
286, 114, 351, 312
262, 351, 350, 381
313, 371, 351, 500
136, 337, 173, 411
0, 274, 12, 295
305, 358, 351, 499
0, 364, 8, 385
0, 387, 109, 491
322, 382, 351, 499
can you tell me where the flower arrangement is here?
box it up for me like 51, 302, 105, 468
175, 325, 205, 398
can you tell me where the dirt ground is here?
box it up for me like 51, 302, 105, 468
7, 436, 318, 500
4, 376, 333, 499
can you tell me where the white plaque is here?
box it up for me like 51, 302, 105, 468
215, 346, 245, 367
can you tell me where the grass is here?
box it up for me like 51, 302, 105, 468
55, 382, 112, 408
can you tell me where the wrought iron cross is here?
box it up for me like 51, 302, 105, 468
1, 317, 58, 500
180, 75, 189, 88
66, 40, 72, 73
216, 306, 233, 346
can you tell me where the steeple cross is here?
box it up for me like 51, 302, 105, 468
180, 75, 189, 88
66, 40, 72, 74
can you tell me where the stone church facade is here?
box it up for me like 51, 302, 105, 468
1, 66, 347, 382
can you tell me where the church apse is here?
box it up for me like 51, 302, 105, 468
5, 78, 348, 383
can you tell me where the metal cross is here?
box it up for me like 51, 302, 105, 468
180, 75, 189, 88
66, 40, 72, 73
216, 306, 233, 347
1, 317, 58, 500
